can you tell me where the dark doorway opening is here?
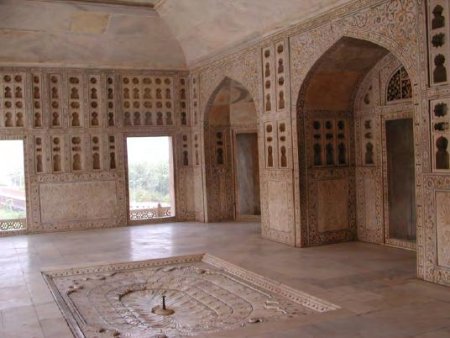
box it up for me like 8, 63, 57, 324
234, 132, 260, 220
385, 118, 416, 242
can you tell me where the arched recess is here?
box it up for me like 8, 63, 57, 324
295, 36, 418, 250
203, 77, 261, 222
291, 28, 418, 114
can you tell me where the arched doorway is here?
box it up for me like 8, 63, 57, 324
296, 37, 417, 250
204, 77, 261, 222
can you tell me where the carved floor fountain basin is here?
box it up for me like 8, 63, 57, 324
42, 254, 339, 337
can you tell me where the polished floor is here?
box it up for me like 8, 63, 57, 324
0, 222, 449, 338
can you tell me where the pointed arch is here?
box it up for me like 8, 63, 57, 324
294, 35, 420, 251
202, 77, 260, 222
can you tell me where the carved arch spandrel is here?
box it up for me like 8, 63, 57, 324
197, 48, 262, 126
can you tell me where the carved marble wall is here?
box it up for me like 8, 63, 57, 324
354, 54, 415, 251
203, 78, 258, 222
1, 0, 450, 288
0, 67, 195, 233
302, 111, 356, 246
190, 0, 450, 287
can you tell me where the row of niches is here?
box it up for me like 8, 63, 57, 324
361, 119, 376, 166
431, 99, 450, 170
0, 73, 26, 128
181, 133, 200, 167
122, 76, 174, 107
34, 134, 117, 174
311, 119, 349, 167
0, 110, 25, 127
214, 130, 226, 166
122, 91, 173, 108
179, 78, 188, 126
0, 109, 183, 130
428, 1, 450, 86
0, 70, 185, 129
262, 40, 288, 113
191, 76, 199, 125
123, 111, 174, 127
265, 121, 289, 169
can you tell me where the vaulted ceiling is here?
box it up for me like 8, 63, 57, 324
0, 0, 355, 69
304, 37, 389, 111
157, 0, 354, 65
0, 0, 185, 69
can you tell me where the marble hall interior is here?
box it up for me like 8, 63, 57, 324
0, 0, 450, 337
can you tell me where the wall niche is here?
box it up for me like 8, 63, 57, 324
428, 1, 450, 86
261, 39, 290, 113
264, 123, 276, 168
0, 72, 26, 128
431, 98, 450, 171
121, 75, 175, 128
310, 117, 349, 167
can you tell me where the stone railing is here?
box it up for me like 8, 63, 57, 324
130, 204, 172, 221
0, 218, 26, 231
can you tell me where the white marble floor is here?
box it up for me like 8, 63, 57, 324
0, 222, 449, 337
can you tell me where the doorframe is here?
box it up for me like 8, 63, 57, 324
0, 135, 29, 235
123, 133, 177, 226
231, 128, 261, 222
381, 111, 416, 251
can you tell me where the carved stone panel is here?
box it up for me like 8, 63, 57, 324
191, 75, 199, 126
275, 40, 289, 112
39, 181, 118, 224
267, 180, 292, 233
436, 191, 450, 268
0, 72, 26, 129
261, 170, 295, 246
427, 0, 450, 86
363, 175, 379, 231
32, 73, 43, 128
261, 45, 275, 113
423, 175, 450, 285
49, 73, 63, 128
68, 74, 83, 129
193, 167, 204, 222
176, 167, 195, 220
317, 179, 349, 232
430, 98, 450, 171
121, 75, 175, 128
106, 75, 116, 127
179, 77, 188, 126
306, 169, 355, 246
88, 75, 101, 128
277, 120, 290, 168
264, 122, 277, 168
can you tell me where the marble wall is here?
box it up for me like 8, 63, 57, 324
1, 0, 449, 288
202, 78, 258, 222
354, 53, 415, 251
0, 67, 195, 233
190, 0, 450, 287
